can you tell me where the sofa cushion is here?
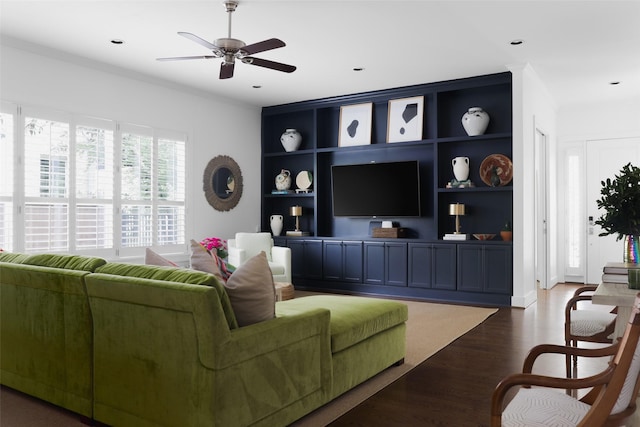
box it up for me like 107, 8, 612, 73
22, 253, 106, 272
276, 295, 408, 353
0, 252, 31, 263
145, 248, 178, 267
224, 251, 276, 327
94, 262, 238, 330
189, 239, 223, 279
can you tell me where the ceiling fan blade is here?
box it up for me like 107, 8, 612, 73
156, 55, 217, 61
178, 32, 220, 52
244, 57, 296, 73
241, 38, 286, 55
220, 62, 235, 79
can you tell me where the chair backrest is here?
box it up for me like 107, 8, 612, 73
579, 293, 640, 426
235, 232, 273, 261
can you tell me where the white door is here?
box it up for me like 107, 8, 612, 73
586, 138, 640, 283
535, 129, 548, 288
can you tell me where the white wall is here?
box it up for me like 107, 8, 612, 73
509, 63, 558, 307
0, 43, 262, 259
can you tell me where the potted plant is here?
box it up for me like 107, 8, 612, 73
500, 220, 512, 241
594, 162, 640, 263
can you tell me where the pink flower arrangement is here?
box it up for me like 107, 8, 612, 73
200, 237, 228, 259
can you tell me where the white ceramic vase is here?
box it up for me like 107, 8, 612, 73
270, 214, 284, 236
275, 169, 292, 191
461, 107, 490, 136
280, 129, 302, 152
452, 156, 470, 181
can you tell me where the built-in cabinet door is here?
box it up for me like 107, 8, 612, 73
385, 242, 407, 286
432, 244, 457, 290
364, 241, 407, 287
304, 240, 324, 280
343, 241, 364, 282
323, 240, 362, 282
408, 243, 432, 288
457, 245, 483, 292
484, 245, 512, 294
323, 241, 343, 281
408, 243, 456, 289
364, 242, 385, 285
288, 239, 323, 280
457, 244, 512, 294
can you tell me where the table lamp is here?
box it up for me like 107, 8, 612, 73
449, 203, 465, 234
286, 205, 309, 236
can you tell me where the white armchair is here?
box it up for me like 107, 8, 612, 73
227, 232, 292, 283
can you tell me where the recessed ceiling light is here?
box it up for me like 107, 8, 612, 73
353, 67, 365, 72
609, 81, 621, 85
111, 39, 125, 45
252, 85, 262, 89
510, 40, 524, 46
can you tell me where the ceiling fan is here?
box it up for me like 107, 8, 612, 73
157, 0, 296, 80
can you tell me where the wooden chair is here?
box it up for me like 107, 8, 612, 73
491, 293, 640, 427
565, 285, 617, 378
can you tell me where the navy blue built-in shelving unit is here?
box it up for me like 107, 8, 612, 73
261, 72, 513, 306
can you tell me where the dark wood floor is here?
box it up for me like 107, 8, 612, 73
329, 283, 612, 427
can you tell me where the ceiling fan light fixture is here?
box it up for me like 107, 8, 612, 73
215, 38, 246, 51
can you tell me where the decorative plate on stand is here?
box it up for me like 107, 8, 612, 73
295, 171, 313, 193
479, 154, 513, 186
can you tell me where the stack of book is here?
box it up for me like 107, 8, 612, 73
443, 233, 467, 241
602, 262, 640, 289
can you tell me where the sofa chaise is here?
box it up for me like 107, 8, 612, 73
0, 252, 407, 426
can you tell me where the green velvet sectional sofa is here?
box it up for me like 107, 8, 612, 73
0, 252, 407, 427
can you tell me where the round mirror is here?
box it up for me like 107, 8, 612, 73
203, 155, 243, 211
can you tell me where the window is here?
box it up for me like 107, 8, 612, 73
0, 103, 187, 257
0, 106, 15, 251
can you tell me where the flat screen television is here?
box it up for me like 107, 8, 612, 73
331, 160, 421, 217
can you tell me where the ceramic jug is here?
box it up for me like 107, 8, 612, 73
270, 215, 284, 236
452, 156, 470, 181
275, 169, 292, 191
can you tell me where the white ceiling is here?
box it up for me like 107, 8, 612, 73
1, 0, 639, 108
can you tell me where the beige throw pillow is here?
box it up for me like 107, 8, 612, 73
145, 248, 178, 267
224, 251, 276, 327
190, 239, 223, 280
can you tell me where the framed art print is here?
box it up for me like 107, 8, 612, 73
339, 102, 373, 147
387, 96, 424, 143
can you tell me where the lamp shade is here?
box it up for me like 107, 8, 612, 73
449, 203, 465, 216
290, 205, 303, 216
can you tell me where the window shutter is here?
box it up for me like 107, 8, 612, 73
24, 116, 70, 252
0, 110, 15, 251
157, 138, 185, 245
75, 124, 114, 249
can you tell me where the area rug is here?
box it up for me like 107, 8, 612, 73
290, 296, 498, 426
